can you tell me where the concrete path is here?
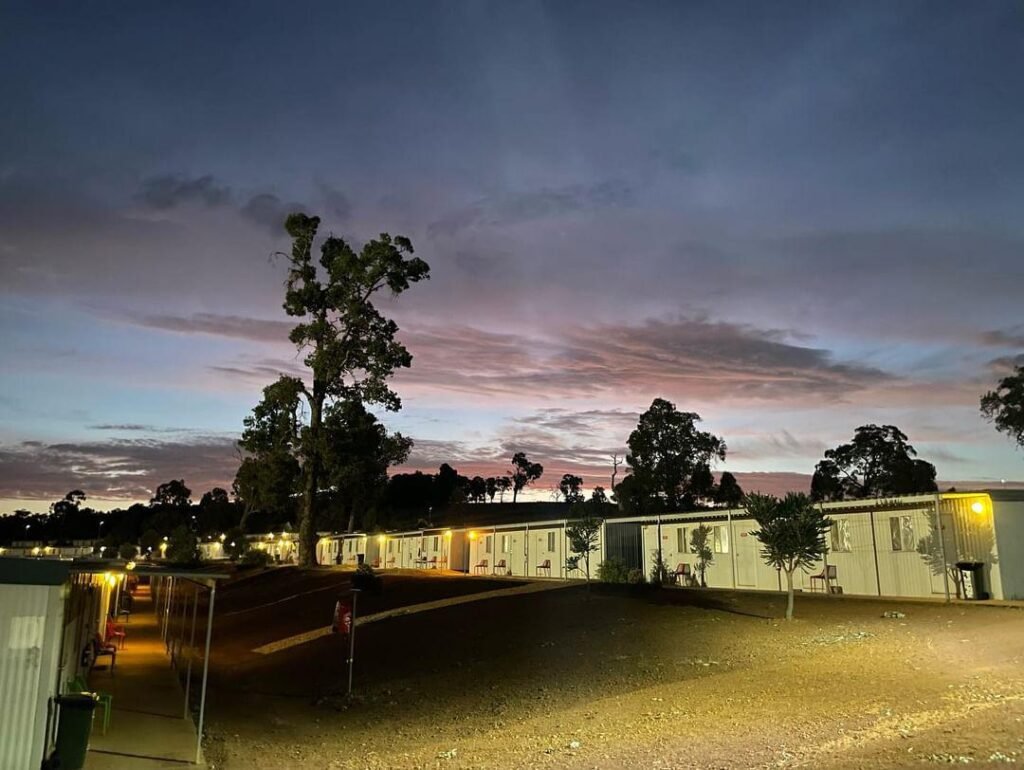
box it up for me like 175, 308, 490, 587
84, 585, 204, 769
253, 578, 577, 655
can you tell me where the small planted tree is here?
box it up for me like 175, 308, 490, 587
689, 524, 714, 587
747, 493, 831, 620
166, 525, 200, 566
565, 512, 602, 588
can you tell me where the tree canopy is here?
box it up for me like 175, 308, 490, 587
981, 364, 1024, 450
620, 398, 726, 512
810, 424, 937, 501
510, 452, 543, 503
558, 473, 584, 503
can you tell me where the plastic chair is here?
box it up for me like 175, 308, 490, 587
536, 559, 551, 576
810, 564, 837, 593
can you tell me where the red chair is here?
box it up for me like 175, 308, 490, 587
810, 565, 837, 593
473, 558, 489, 575
105, 618, 127, 649
494, 559, 507, 574
428, 556, 438, 569
536, 559, 551, 577
673, 563, 692, 585
386, 556, 396, 568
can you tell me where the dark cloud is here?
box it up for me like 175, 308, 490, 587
0, 436, 240, 504
136, 174, 231, 209
513, 408, 640, 437
397, 316, 893, 403
240, 193, 309, 235
728, 430, 828, 462
428, 179, 633, 237
129, 312, 292, 343
978, 328, 1024, 349
315, 180, 353, 222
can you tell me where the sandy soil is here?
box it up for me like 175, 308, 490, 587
198, 571, 1024, 769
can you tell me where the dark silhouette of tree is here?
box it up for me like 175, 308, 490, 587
468, 476, 487, 503
558, 473, 584, 503
810, 425, 937, 501
689, 463, 716, 502
495, 476, 513, 503
236, 376, 304, 527
624, 398, 726, 512
714, 471, 744, 508
320, 398, 411, 532
510, 453, 543, 503
485, 476, 498, 502
590, 486, 608, 504
747, 493, 832, 620
166, 524, 200, 565
151, 479, 191, 509
981, 364, 1024, 450
250, 214, 429, 566
431, 464, 462, 510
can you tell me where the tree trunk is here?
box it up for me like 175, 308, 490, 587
299, 383, 324, 567
512, 487, 518, 504
784, 568, 795, 620
345, 498, 356, 535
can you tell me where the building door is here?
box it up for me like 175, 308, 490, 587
735, 529, 757, 587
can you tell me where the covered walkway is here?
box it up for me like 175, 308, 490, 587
84, 584, 207, 769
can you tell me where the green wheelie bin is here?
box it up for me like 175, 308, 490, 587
53, 693, 99, 770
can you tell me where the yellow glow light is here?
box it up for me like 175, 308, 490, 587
218, 533, 226, 542
104, 572, 117, 587
971, 501, 985, 515
468, 531, 477, 540
444, 530, 452, 539
378, 535, 386, 544
32, 546, 40, 555
126, 560, 136, 571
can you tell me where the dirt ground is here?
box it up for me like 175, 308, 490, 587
199, 570, 1024, 769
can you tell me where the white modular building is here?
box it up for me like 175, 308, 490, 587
299, 490, 1021, 601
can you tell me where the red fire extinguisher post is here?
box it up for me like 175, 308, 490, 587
334, 589, 360, 697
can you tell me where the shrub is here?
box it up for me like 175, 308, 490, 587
597, 556, 630, 584
352, 562, 383, 594
118, 543, 138, 560
240, 548, 272, 567
650, 552, 670, 585
166, 525, 200, 565
627, 568, 646, 585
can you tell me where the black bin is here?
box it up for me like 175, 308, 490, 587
53, 693, 99, 769
956, 561, 988, 600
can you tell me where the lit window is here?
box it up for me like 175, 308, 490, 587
831, 520, 852, 553
713, 525, 730, 554
485, 535, 493, 554
501, 534, 510, 553
676, 527, 687, 553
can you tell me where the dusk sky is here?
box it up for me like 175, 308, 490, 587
2, 1, 1023, 512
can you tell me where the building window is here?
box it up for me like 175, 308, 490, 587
485, 535, 493, 554
890, 516, 915, 551
433, 536, 439, 551
713, 525, 730, 554
547, 532, 556, 551
388, 540, 394, 553
500, 534, 510, 553
831, 520, 852, 553
676, 527, 688, 553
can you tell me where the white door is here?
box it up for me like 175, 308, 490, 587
735, 530, 758, 586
